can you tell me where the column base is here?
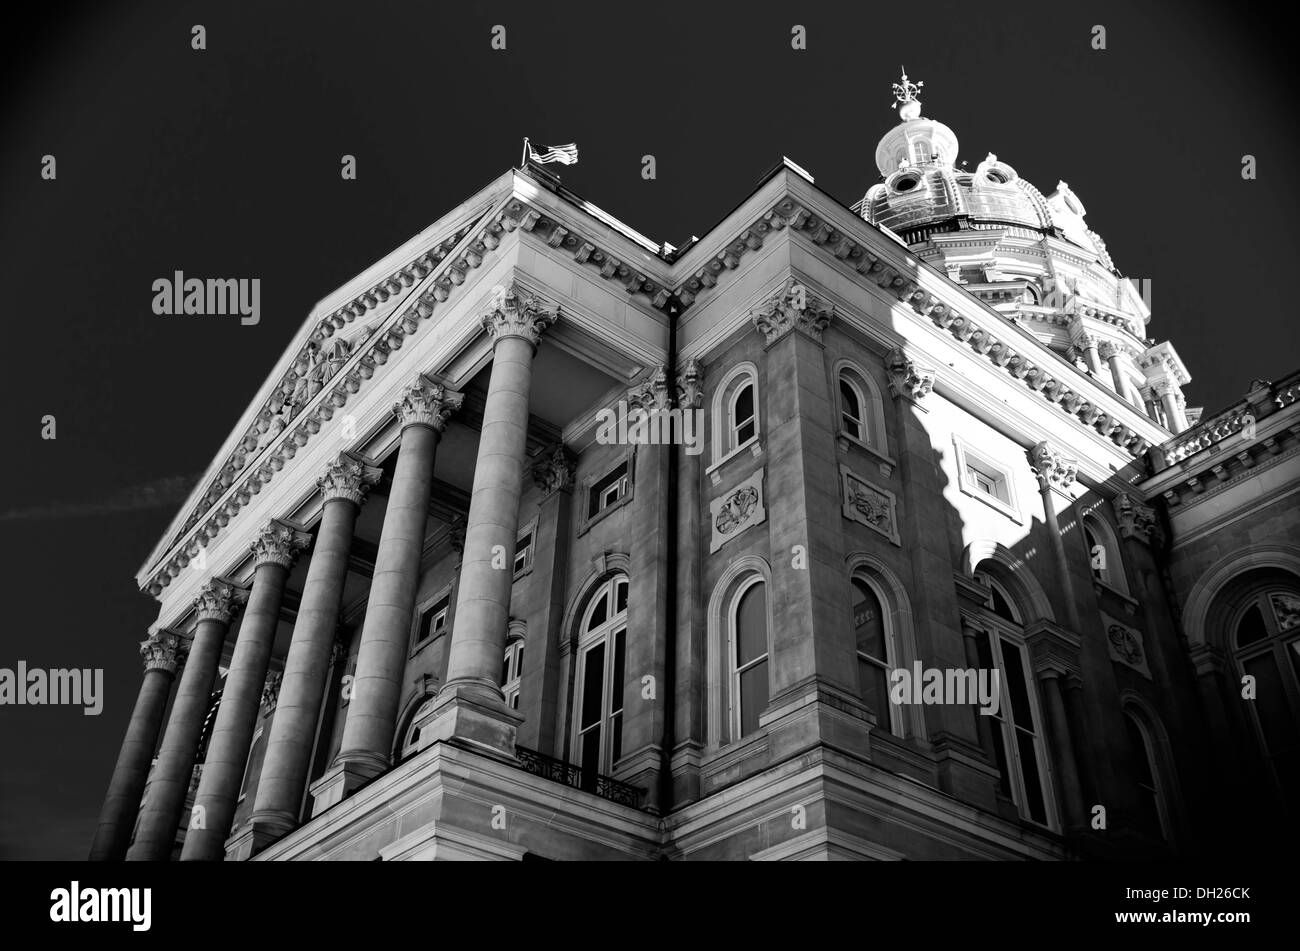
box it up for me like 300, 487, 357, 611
415, 683, 522, 759
223, 817, 293, 861
309, 759, 383, 817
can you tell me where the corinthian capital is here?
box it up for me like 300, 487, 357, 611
532, 444, 577, 498
627, 365, 672, 413
481, 282, 559, 349
393, 376, 464, 432
262, 671, 283, 714
675, 357, 703, 410
193, 580, 247, 624
140, 628, 186, 676
1097, 340, 1121, 361
1112, 492, 1160, 546
318, 452, 383, 506
750, 277, 835, 344
1028, 440, 1078, 492
884, 347, 936, 403
251, 519, 312, 569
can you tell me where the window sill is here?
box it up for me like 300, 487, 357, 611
577, 490, 634, 537
836, 431, 897, 477
957, 483, 1023, 525
1092, 579, 1139, 615
706, 436, 762, 486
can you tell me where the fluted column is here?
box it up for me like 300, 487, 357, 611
423, 283, 557, 755
1155, 381, 1188, 433
329, 378, 461, 786
1078, 333, 1104, 381
127, 581, 245, 861
89, 629, 186, 861
1028, 441, 1083, 633
246, 453, 381, 846
181, 520, 309, 861
1098, 340, 1138, 406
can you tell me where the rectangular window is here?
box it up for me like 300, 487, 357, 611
965, 460, 1008, 503
414, 595, 450, 649
954, 436, 1020, 522
588, 461, 630, 519
514, 531, 533, 576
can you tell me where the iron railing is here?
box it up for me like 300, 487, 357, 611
513, 746, 643, 810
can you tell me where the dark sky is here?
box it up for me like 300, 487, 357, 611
1, 0, 1294, 860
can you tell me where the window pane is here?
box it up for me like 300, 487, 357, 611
587, 593, 608, 631
840, 379, 861, 423
1237, 605, 1267, 647
1124, 717, 1162, 836
1016, 729, 1048, 824
735, 583, 768, 667
515, 647, 524, 678
734, 383, 753, 427
615, 578, 628, 614
1001, 640, 1036, 731
611, 629, 626, 716
580, 727, 601, 791
859, 658, 889, 720
580, 643, 605, 730
990, 722, 1013, 797
990, 585, 1016, 623
1270, 592, 1300, 632
739, 660, 768, 737
852, 580, 887, 660
1241, 653, 1300, 753
500, 655, 510, 686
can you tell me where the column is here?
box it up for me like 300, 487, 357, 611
422, 282, 557, 755
1028, 441, 1083, 633
1037, 669, 1086, 830
322, 377, 460, 798
180, 520, 309, 861
1076, 332, 1104, 381
127, 581, 245, 861
670, 359, 705, 804
89, 629, 186, 861
1099, 341, 1139, 406
245, 453, 381, 847
1156, 382, 1188, 433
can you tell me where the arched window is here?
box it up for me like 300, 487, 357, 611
835, 361, 888, 454
398, 695, 437, 762
502, 636, 525, 711
712, 364, 760, 461
1231, 587, 1300, 798
730, 577, 770, 739
851, 575, 900, 735
572, 574, 629, 787
1083, 514, 1127, 594
1122, 706, 1174, 842
969, 567, 1057, 828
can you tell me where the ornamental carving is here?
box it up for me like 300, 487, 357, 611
708, 470, 766, 553
750, 277, 835, 344
532, 444, 577, 497
627, 365, 672, 413
393, 376, 464, 432
1028, 440, 1078, 492
884, 347, 935, 402
675, 358, 704, 410
251, 520, 312, 569
481, 282, 559, 348
1103, 614, 1151, 679
317, 452, 383, 506
840, 465, 900, 544
193, 581, 247, 624
140, 629, 186, 676
261, 671, 283, 714
1112, 493, 1159, 546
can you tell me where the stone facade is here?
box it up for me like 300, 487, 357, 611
93, 81, 1299, 861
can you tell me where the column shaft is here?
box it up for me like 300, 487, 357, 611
1040, 672, 1086, 829
127, 616, 229, 861
335, 424, 440, 773
1039, 485, 1083, 632
89, 666, 175, 860
442, 335, 535, 695
181, 561, 290, 860
251, 496, 361, 836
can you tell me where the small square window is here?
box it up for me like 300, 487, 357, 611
588, 461, 630, 519
414, 596, 450, 648
954, 437, 1020, 522
514, 532, 533, 576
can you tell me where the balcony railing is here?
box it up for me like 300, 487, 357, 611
513, 746, 643, 810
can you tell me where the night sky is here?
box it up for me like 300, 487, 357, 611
1, 0, 1294, 860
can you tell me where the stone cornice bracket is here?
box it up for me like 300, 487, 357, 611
750, 277, 835, 344
393, 375, 464, 432
481, 282, 559, 351
1112, 492, 1160, 547
317, 451, 383, 507
884, 347, 936, 403
627, 365, 672, 413
140, 628, 187, 676
1022, 619, 1083, 678
261, 671, 283, 714
251, 519, 312, 570
1028, 440, 1079, 492
532, 444, 577, 498
193, 580, 248, 624
448, 514, 467, 555
674, 357, 704, 410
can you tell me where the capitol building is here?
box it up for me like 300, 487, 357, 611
90, 75, 1299, 861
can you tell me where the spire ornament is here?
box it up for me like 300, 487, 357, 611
892, 68, 924, 121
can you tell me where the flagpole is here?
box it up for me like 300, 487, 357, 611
521, 137, 529, 167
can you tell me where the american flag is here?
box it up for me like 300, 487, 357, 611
526, 140, 579, 166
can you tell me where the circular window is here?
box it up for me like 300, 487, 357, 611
893, 174, 921, 193
985, 170, 1009, 185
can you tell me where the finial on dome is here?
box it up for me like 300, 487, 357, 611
892, 68, 924, 121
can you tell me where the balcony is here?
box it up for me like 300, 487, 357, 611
513, 746, 644, 811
